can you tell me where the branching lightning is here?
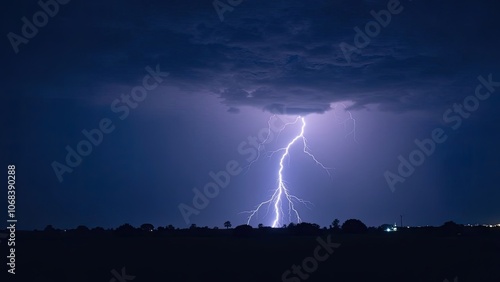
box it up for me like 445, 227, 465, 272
243, 115, 301, 173
242, 104, 358, 227
332, 103, 358, 143
243, 116, 332, 227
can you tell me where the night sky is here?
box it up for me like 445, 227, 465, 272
2, 0, 500, 230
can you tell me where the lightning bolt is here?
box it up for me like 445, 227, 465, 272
332, 103, 358, 143
243, 116, 331, 227
243, 115, 301, 173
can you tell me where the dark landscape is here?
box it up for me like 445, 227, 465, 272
3, 221, 500, 281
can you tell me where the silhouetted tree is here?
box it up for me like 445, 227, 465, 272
75, 225, 90, 234
190, 224, 197, 229
166, 224, 175, 230
91, 227, 105, 233
331, 219, 340, 231
290, 222, 321, 235
342, 219, 368, 234
224, 221, 232, 229
233, 224, 253, 237
258, 223, 264, 229
441, 221, 462, 236
115, 223, 137, 236
140, 223, 154, 232
44, 225, 56, 233
213, 226, 219, 230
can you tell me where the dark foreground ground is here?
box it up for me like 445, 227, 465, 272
2, 229, 500, 282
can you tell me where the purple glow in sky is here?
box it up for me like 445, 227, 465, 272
243, 116, 331, 227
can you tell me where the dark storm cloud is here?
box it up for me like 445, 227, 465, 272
3, 0, 499, 114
